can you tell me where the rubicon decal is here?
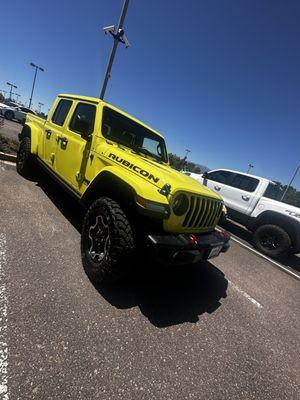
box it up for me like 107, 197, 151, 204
108, 153, 160, 184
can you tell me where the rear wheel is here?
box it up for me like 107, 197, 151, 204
4, 110, 14, 120
16, 137, 33, 177
253, 224, 291, 258
81, 197, 136, 284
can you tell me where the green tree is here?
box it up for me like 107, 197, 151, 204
274, 181, 300, 208
168, 153, 206, 173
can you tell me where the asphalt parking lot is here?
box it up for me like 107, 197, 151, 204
0, 161, 299, 400
0, 119, 22, 142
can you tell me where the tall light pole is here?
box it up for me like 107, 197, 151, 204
281, 164, 300, 202
247, 163, 254, 174
6, 82, 17, 100
184, 149, 191, 159
181, 149, 191, 170
29, 62, 44, 109
100, 0, 131, 100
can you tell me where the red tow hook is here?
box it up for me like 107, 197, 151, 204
189, 234, 198, 245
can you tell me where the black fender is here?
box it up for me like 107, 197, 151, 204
18, 124, 31, 141
81, 170, 137, 209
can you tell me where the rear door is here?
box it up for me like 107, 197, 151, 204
227, 173, 260, 214
55, 101, 96, 191
43, 99, 73, 168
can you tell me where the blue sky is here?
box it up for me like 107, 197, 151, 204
1, 0, 299, 188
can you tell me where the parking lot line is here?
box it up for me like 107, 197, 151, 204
229, 234, 300, 281
228, 280, 262, 308
0, 233, 9, 400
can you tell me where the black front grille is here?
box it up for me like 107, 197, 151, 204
183, 196, 223, 229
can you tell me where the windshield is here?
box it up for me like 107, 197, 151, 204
102, 107, 168, 163
263, 182, 283, 201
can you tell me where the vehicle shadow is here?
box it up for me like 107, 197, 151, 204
221, 219, 300, 273
277, 254, 300, 272
34, 168, 85, 232
33, 168, 229, 327
94, 260, 228, 328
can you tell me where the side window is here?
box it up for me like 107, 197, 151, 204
230, 174, 259, 192
69, 102, 96, 135
207, 170, 234, 185
52, 99, 72, 126
263, 182, 283, 201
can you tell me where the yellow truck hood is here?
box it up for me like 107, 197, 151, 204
102, 145, 221, 200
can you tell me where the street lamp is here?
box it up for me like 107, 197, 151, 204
281, 164, 300, 202
6, 82, 17, 100
184, 149, 191, 159
29, 62, 44, 109
38, 102, 44, 113
247, 163, 254, 174
181, 149, 191, 170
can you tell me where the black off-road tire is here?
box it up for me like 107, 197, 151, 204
81, 197, 136, 284
16, 137, 33, 177
4, 110, 14, 120
253, 224, 291, 258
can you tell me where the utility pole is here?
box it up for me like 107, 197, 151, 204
6, 82, 17, 100
247, 163, 254, 174
100, 0, 131, 100
29, 62, 44, 109
281, 164, 300, 202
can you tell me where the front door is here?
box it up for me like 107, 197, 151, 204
55, 101, 96, 192
204, 170, 259, 215
43, 99, 73, 169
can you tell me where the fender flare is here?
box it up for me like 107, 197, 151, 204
19, 124, 39, 155
81, 165, 167, 206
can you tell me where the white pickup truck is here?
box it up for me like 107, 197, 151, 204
187, 169, 300, 258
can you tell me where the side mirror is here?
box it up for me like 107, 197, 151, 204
202, 171, 208, 179
72, 115, 91, 140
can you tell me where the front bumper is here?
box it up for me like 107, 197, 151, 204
147, 229, 230, 265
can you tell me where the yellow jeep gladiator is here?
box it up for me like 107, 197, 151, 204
17, 94, 230, 283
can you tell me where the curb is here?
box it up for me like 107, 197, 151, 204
0, 152, 17, 163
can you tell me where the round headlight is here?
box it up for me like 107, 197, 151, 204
172, 194, 189, 216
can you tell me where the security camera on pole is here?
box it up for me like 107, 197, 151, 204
100, 0, 131, 100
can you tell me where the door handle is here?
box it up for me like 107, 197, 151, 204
45, 129, 52, 139
56, 135, 68, 143
242, 195, 250, 201
214, 185, 221, 191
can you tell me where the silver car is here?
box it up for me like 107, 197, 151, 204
0, 103, 36, 123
